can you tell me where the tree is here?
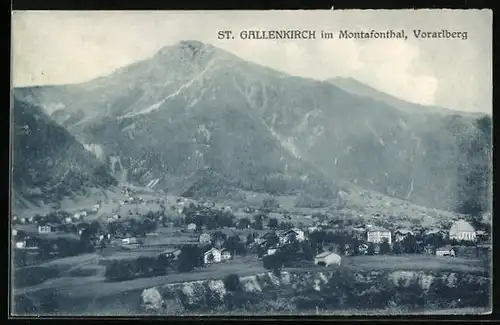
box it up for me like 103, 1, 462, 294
263, 253, 283, 272
267, 218, 278, 229
238, 218, 251, 229
300, 241, 316, 260
401, 235, 418, 254
224, 235, 246, 256
262, 197, 280, 211
246, 233, 256, 245
252, 214, 264, 230
367, 243, 376, 255
178, 245, 203, 272
379, 239, 391, 255
224, 274, 243, 292
392, 242, 403, 254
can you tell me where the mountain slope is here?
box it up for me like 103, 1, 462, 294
13, 41, 492, 212
11, 98, 117, 208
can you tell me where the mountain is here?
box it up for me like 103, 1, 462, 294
13, 40, 492, 212
11, 97, 117, 208
328, 77, 483, 116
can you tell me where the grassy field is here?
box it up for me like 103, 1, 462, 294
29, 256, 266, 299
343, 255, 487, 274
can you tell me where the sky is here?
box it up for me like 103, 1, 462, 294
12, 10, 492, 113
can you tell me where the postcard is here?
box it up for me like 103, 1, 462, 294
10, 9, 492, 316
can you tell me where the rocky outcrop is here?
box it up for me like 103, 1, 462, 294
140, 270, 490, 314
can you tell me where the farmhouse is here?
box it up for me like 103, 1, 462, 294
394, 229, 414, 242
221, 249, 232, 260
38, 224, 61, 234
15, 237, 39, 250
425, 229, 447, 238
199, 233, 212, 245
366, 227, 392, 244
122, 237, 139, 245
314, 251, 341, 266
436, 245, 456, 257
278, 228, 305, 244
449, 219, 476, 242
187, 223, 197, 231
203, 247, 222, 264
160, 248, 181, 260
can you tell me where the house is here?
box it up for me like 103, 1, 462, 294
187, 223, 197, 231
449, 219, 476, 242
160, 248, 181, 260
424, 244, 435, 255
308, 226, 321, 233
15, 241, 26, 249
366, 227, 392, 244
122, 237, 139, 245
278, 228, 305, 244
12, 229, 18, 236
63, 217, 72, 224
221, 249, 232, 260
15, 237, 39, 250
314, 251, 342, 266
436, 246, 456, 257
203, 247, 222, 264
38, 224, 59, 234
80, 211, 88, 217
425, 229, 447, 238
199, 233, 212, 245
394, 229, 414, 242
266, 247, 278, 256
73, 213, 81, 221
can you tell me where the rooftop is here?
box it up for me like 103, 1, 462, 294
450, 219, 475, 233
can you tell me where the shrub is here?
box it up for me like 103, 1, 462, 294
224, 274, 243, 292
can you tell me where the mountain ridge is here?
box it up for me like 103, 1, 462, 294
11, 97, 118, 209
12, 40, 492, 213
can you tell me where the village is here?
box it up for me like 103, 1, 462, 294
11, 186, 492, 287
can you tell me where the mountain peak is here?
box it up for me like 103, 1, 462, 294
155, 40, 216, 59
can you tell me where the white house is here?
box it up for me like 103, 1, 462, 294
80, 211, 88, 217
15, 241, 26, 249
394, 229, 414, 242
187, 223, 197, 231
366, 227, 392, 244
436, 246, 456, 257
221, 249, 232, 260
314, 251, 342, 266
449, 219, 476, 241
122, 237, 139, 245
199, 233, 212, 245
73, 213, 81, 220
38, 224, 57, 234
12, 229, 18, 236
278, 228, 305, 244
267, 247, 278, 256
203, 247, 222, 264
